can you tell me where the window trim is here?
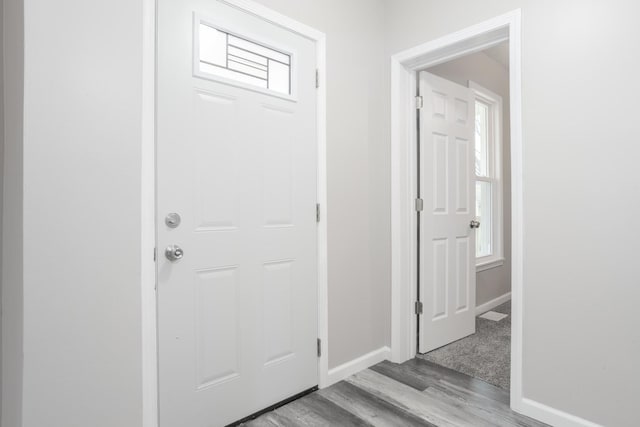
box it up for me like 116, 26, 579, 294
470, 81, 504, 271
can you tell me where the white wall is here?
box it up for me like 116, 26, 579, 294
0, 0, 5, 421
427, 48, 512, 306
252, 0, 390, 368
385, 1, 640, 425
17, 0, 144, 425
2, 0, 24, 425
7, 0, 391, 425
8, 1, 640, 426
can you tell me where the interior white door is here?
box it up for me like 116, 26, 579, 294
418, 71, 476, 354
156, 1, 318, 425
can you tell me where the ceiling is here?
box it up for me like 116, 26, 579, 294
483, 42, 509, 68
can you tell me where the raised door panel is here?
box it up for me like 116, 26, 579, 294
193, 89, 240, 232
195, 266, 240, 389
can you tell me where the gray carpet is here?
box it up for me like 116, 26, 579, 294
418, 301, 511, 390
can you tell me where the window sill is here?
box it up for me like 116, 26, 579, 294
476, 257, 505, 272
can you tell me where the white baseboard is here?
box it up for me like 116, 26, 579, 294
475, 292, 511, 316
516, 398, 603, 427
324, 346, 391, 387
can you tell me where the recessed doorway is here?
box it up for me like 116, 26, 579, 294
390, 9, 527, 414
415, 41, 512, 391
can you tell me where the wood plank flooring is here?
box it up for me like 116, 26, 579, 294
243, 358, 548, 426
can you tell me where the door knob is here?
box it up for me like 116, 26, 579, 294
165, 245, 184, 262
470, 220, 481, 229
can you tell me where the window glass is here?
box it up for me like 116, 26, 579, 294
476, 181, 492, 257
198, 23, 291, 95
475, 101, 489, 177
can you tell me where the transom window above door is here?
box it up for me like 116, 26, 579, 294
471, 81, 504, 271
196, 20, 293, 96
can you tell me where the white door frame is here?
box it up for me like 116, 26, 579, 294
389, 9, 524, 411
141, 1, 328, 425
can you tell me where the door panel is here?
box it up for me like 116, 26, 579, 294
419, 71, 476, 353
157, 1, 318, 425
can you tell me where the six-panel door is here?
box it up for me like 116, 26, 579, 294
156, 1, 319, 425
419, 71, 477, 354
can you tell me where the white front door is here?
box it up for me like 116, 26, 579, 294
157, 1, 319, 425
418, 71, 477, 353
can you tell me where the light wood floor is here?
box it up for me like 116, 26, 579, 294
243, 358, 548, 426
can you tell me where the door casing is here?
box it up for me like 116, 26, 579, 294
141, 1, 327, 426
389, 8, 524, 414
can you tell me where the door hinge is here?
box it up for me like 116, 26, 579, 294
317, 338, 322, 357
415, 95, 423, 109
153, 247, 157, 262
316, 203, 321, 223
415, 198, 424, 212
315, 69, 320, 88
415, 301, 423, 315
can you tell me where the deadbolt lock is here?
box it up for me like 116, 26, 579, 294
165, 212, 181, 228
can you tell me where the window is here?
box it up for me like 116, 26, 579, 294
196, 21, 292, 96
471, 82, 504, 271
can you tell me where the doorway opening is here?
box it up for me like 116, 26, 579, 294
390, 9, 526, 414
416, 40, 512, 391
